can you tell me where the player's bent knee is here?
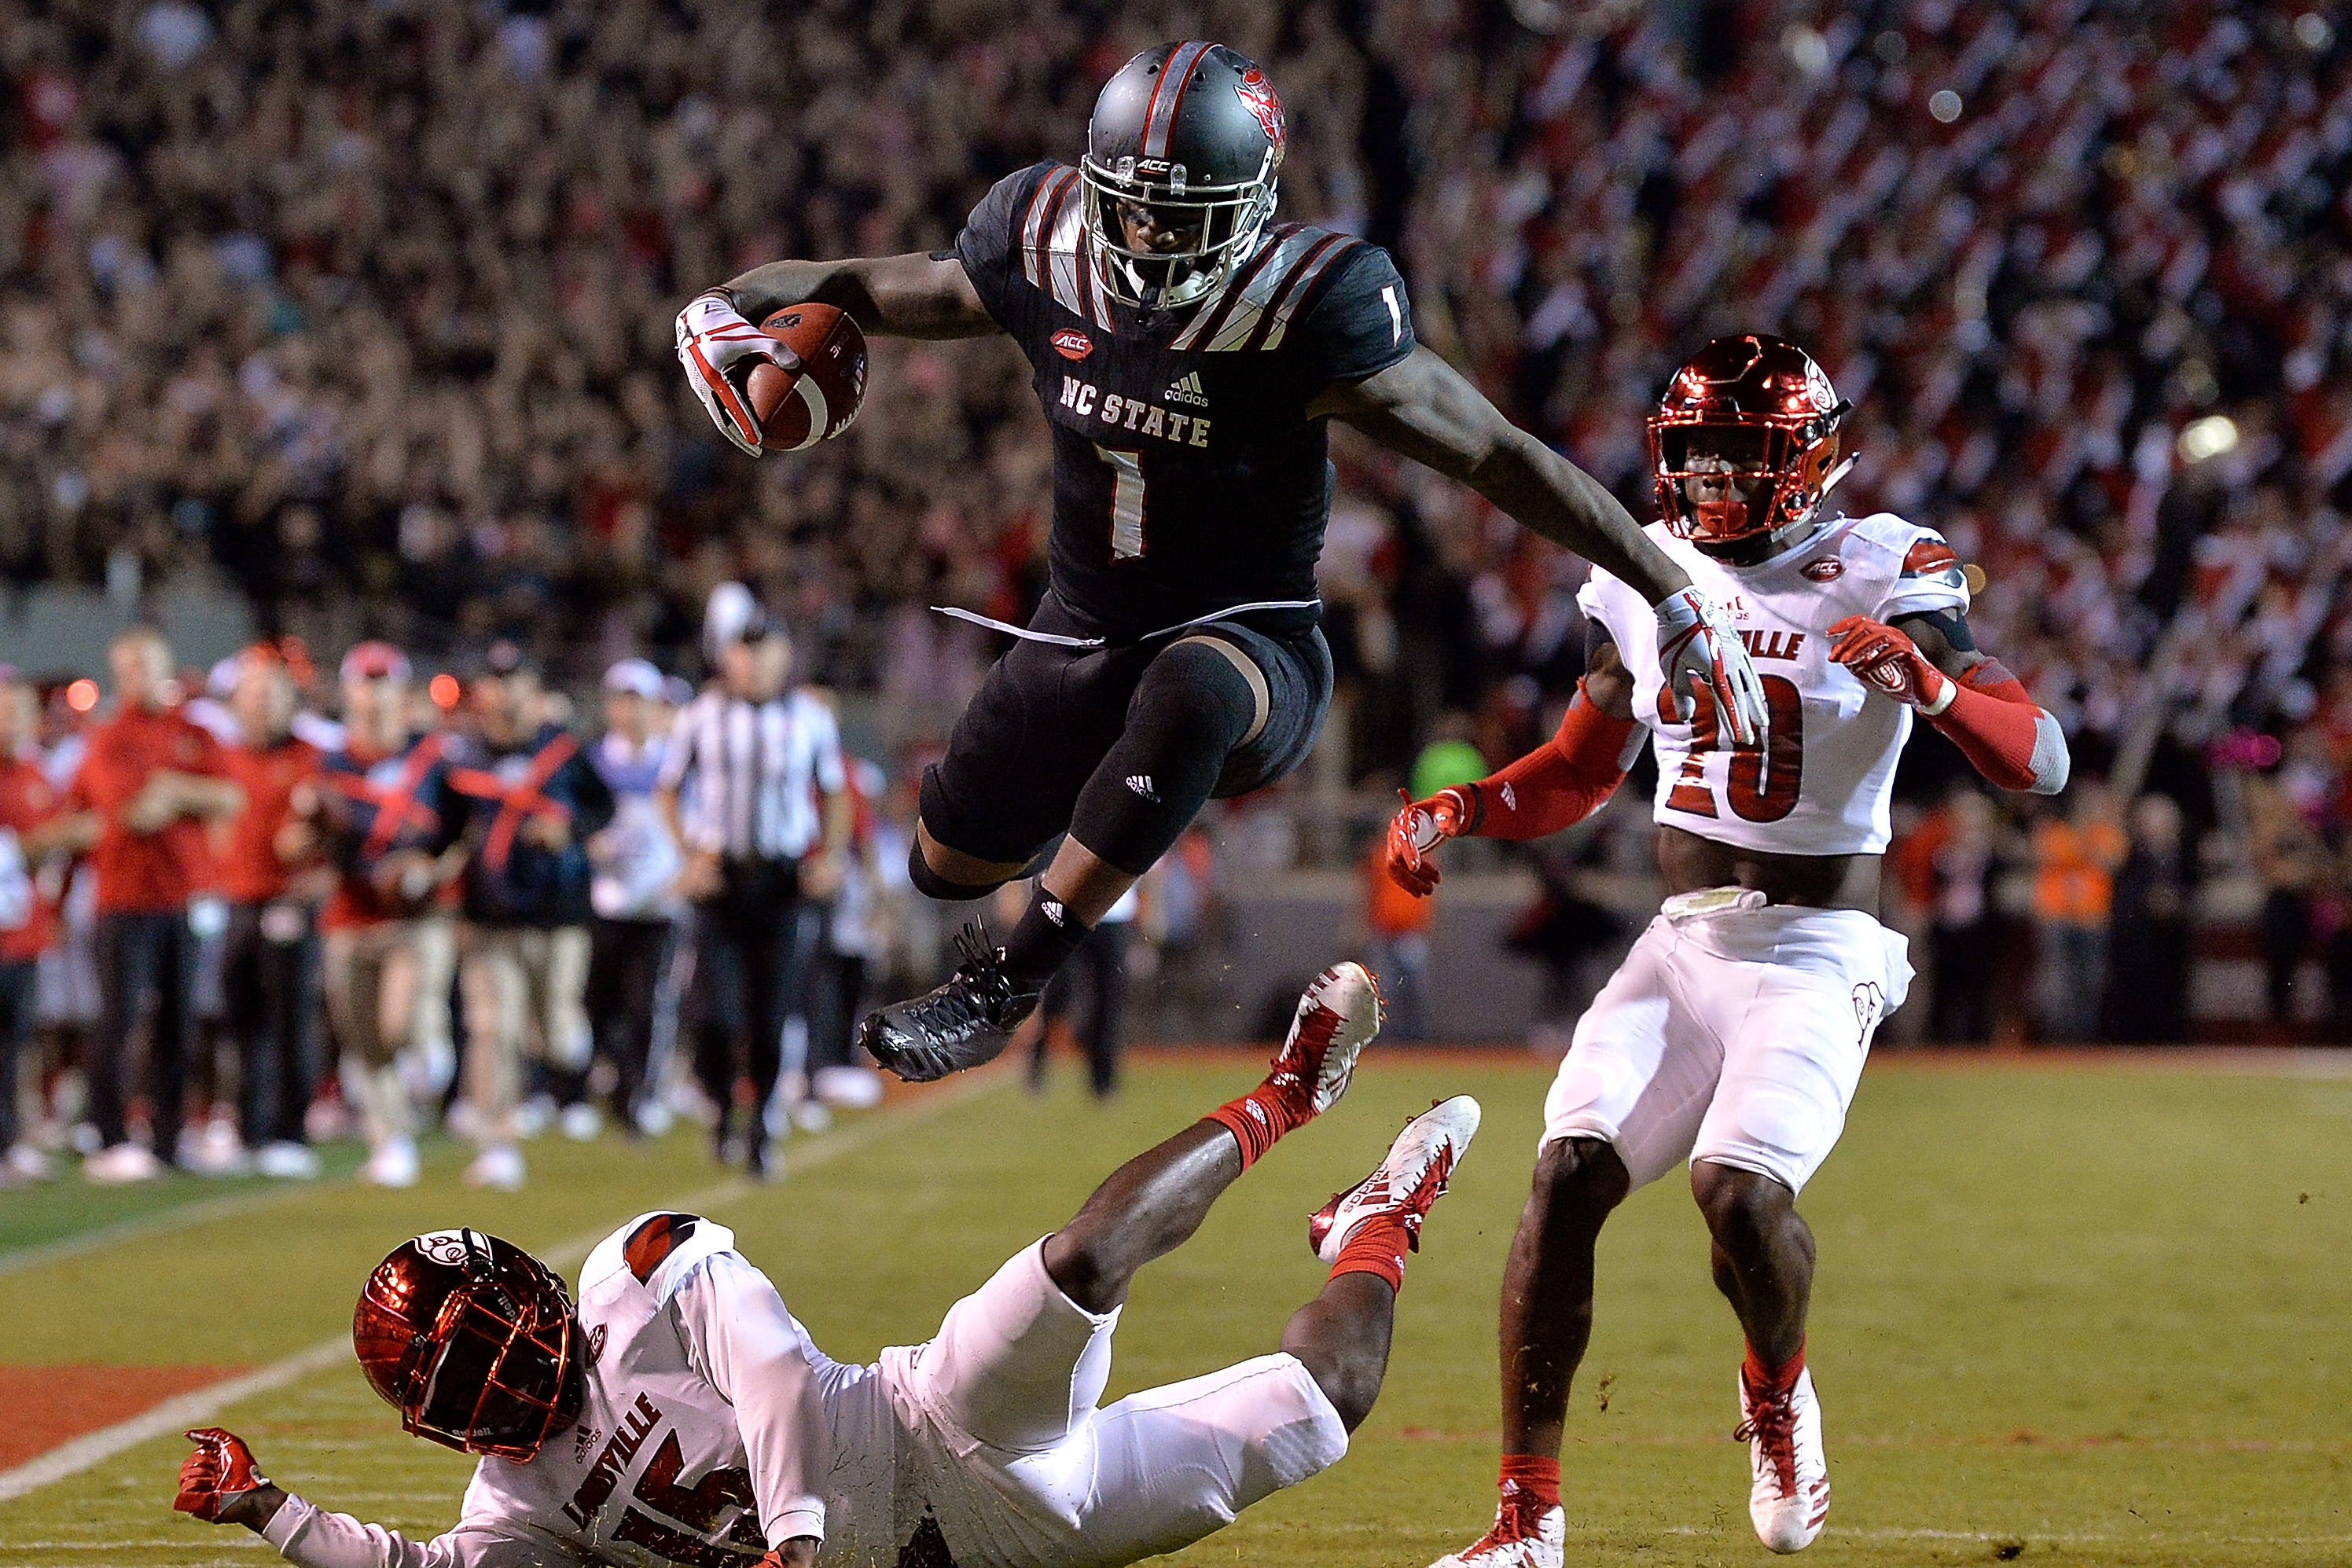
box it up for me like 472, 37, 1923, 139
1131, 639, 1260, 748
1691, 1159, 1796, 1236
1534, 1134, 1632, 1216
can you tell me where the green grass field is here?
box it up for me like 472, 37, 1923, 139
2, 1054, 2347, 1567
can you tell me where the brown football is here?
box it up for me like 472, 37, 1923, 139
743, 303, 868, 451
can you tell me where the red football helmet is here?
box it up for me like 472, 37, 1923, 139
354, 1228, 586, 1461
1648, 334, 1854, 546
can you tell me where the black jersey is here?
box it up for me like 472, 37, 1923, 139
955, 161, 1416, 639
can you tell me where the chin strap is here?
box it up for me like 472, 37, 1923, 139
1462, 683, 1641, 841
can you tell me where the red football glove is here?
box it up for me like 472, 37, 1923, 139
1828, 616, 1952, 714
175, 1428, 269, 1523
674, 292, 802, 457
1384, 787, 1476, 898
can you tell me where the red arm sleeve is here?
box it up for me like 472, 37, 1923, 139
1928, 659, 2069, 795
1464, 684, 1639, 842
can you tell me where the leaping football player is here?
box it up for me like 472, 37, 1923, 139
674, 41, 1768, 1081
176, 964, 1485, 1568
1387, 336, 2068, 1561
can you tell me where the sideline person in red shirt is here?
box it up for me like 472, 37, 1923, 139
0, 670, 97, 1186
67, 627, 244, 1183
217, 646, 326, 1179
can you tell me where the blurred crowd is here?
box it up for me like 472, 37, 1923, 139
5, 0, 2352, 1077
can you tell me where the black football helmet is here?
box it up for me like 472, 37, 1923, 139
1081, 41, 1286, 310
353, 1228, 586, 1461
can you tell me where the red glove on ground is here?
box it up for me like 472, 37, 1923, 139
175, 1428, 269, 1522
1827, 616, 1951, 712
1384, 786, 1476, 897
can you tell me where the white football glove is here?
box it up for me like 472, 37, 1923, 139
1654, 586, 1766, 747
674, 292, 800, 457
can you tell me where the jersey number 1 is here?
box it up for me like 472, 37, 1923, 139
1661, 676, 1804, 822
1096, 444, 1145, 560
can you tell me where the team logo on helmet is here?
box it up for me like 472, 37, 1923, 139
1236, 67, 1285, 147
413, 1230, 473, 1266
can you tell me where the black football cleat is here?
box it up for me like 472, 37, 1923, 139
858, 924, 1041, 1083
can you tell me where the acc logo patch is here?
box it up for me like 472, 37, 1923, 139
413, 1229, 472, 1266
1052, 328, 1093, 362
585, 1324, 608, 1365
1236, 66, 1286, 148
1802, 557, 1843, 582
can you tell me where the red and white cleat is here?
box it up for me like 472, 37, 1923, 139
1737, 1364, 1829, 1551
1309, 1094, 1481, 1261
1268, 960, 1384, 1120
1427, 1501, 1564, 1568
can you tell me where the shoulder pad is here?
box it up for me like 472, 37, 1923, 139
1170, 226, 1366, 353
583, 1212, 739, 1306
1014, 163, 1114, 327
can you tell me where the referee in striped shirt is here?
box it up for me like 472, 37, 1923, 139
656, 587, 848, 1177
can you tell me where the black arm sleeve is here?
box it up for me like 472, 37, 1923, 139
952, 162, 1056, 329
1292, 242, 1416, 389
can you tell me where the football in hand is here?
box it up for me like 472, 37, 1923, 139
743, 303, 867, 451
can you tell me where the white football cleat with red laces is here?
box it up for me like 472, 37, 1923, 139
1738, 1364, 1829, 1551
1272, 960, 1384, 1118
1309, 1094, 1482, 1262
1427, 1500, 1565, 1568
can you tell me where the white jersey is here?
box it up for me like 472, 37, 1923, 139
1579, 512, 1969, 856
266, 1214, 902, 1568
262, 1219, 1347, 1568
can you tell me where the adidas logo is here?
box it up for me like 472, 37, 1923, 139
1163, 371, 1209, 407
1499, 781, 1516, 812
1042, 898, 1065, 927
1126, 774, 1160, 802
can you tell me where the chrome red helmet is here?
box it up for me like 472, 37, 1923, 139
1648, 334, 1854, 546
354, 1228, 586, 1461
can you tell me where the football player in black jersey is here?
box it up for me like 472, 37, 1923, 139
677, 42, 1766, 1081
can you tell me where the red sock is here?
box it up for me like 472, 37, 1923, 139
1325, 1213, 1411, 1292
1743, 1339, 1806, 1394
1205, 1079, 1311, 1169
1497, 1453, 1560, 1521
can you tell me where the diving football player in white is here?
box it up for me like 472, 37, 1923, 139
1387, 336, 2067, 1561
175, 964, 1483, 1568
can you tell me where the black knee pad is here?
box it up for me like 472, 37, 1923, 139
1069, 641, 1259, 876
906, 838, 1004, 902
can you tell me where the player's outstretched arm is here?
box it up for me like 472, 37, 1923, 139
1310, 347, 1676, 598
1310, 347, 1768, 746
717, 252, 1000, 341
1831, 610, 2069, 795
176, 1428, 509, 1567
1384, 638, 1642, 895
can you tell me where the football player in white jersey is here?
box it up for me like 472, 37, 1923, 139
174, 963, 1486, 1568
1385, 336, 2068, 1562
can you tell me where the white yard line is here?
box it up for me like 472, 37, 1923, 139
0, 1074, 1001, 1506
0, 1182, 368, 1282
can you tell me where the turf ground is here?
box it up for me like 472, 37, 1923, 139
1, 1052, 2346, 1568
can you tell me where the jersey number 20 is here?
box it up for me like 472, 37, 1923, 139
1660, 676, 1804, 822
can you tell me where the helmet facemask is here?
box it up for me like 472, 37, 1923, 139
1080, 152, 1277, 311
1648, 414, 1854, 550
